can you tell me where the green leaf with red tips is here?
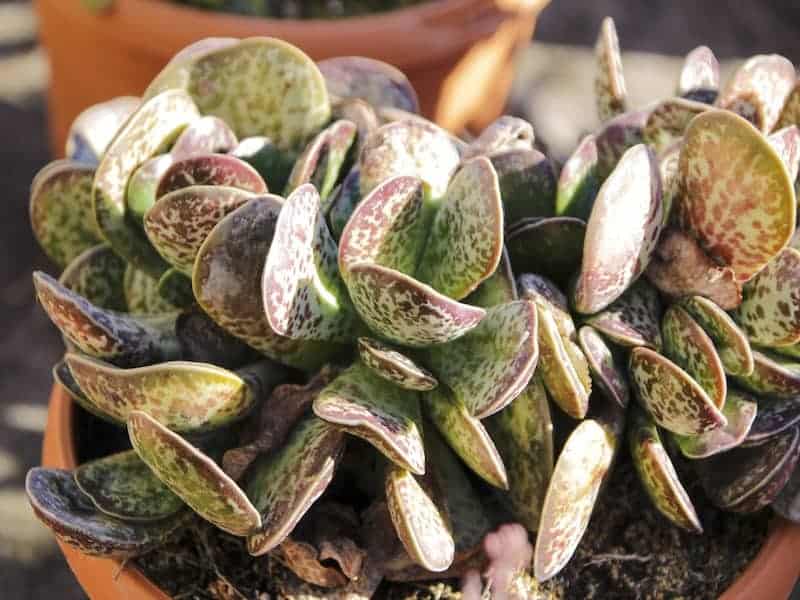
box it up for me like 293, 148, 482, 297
416, 157, 504, 300
533, 418, 616, 581
556, 134, 601, 221
578, 325, 630, 408
327, 167, 362, 240
594, 16, 627, 122
629, 347, 727, 435
358, 337, 437, 391
734, 349, 800, 398
156, 153, 267, 199
423, 386, 508, 489
585, 280, 663, 350
677, 46, 720, 104
170, 115, 238, 159
128, 410, 261, 536
507, 217, 586, 288
678, 109, 796, 283
744, 396, 800, 447
385, 466, 454, 573
245, 416, 345, 556
595, 109, 648, 177
262, 184, 359, 343
29, 160, 101, 268
717, 54, 796, 133
423, 300, 539, 418
59, 245, 127, 312
574, 144, 663, 314
696, 425, 800, 513
662, 304, 727, 409
464, 116, 535, 158
768, 126, 800, 182
736, 248, 800, 348
33, 271, 180, 366
682, 295, 754, 376
319, 56, 419, 114
464, 248, 517, 308
123, 265, 180, 315
66, 96, 140, 164
25, 467, 185, 558
314, 362, 425, 474
643, 97, 709, 153
629, 407, 703, 532
674, 390, 757, 459
74, 450, 184, 521
126, 155, 174, 224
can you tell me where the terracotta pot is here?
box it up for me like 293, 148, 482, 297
41, 385, 800, 599
33, 0, 549, 155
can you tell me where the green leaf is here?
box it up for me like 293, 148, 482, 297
232, 136, 295, 192
594, 17, 627, 122
126, 155, 174, 224
327, 167, 362, 240
464, 116, 534, 158
674, 390, 757, 459
768, 125, 800, 182
734, 349, 800, 398
744, 396, 800, 446
358, 337, 437, 391
59, 244, 127, 312
507, 217, 586, 288
556, 134, 601, 221
157, 153, 267, 199
123, 264, 180, 315
170, 115, 238, 159
464, 248, 517, 308
577, 325, 630, 408
585, 280, 663, 350
643, 97, 709, 153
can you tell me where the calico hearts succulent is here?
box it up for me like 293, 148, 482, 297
24, 19, 800, 597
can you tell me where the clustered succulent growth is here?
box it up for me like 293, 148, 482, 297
24, 18, 800, 597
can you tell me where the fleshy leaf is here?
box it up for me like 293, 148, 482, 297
74, 450, 184, 521
59, 244, 127, 312
314, 362, 425, 474
423, 300, 538, 418
327, 167, 362, 240
232, 136, 295, 192
464, 116, 534, 158
464, 248, 517, 308
175, 308, 253, 369
734, 349, 800, 398
768, 125, 800, 182
662, 304, 727, 408
629, 407, 702, 532
659, 141, 681, 223
26, 468, 183, 558
744, 396, 800, 447
643, 97, 709, 154
677, 46, 720, 104
423, 386, 508, 489
65, 96, 140, 164
533, 419, 616, 581
595, 109, 648, 178
578, 326, 630, 409
30, 160, 101, 268
358, 337, 437, 391
629, 347, 727, 435
124, 265, 180, 315
574, 144, 663, 314
678, 109, 796, 283
585, 280, 663, 350
156, 269, 194, 309
156, 153, 267, 198
507, 217, 586, 288
594, 17, 627, 122
126, 155, 174, 224
332, 98, 379, 151
674, 390, 757, 459
555, 134, 601, 221
772, 458, 800, 522
682, 295, 754, 376
170, 115, 238, 159
246, 416, 345, 555
318, 56, 419, 113
517, 273, 573, 336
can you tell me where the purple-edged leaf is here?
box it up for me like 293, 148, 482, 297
772, 458, 800, 522
33, 271, 180, 366
29, 160, 101, 268
358, 337, 437, 391
332, 98, 380, 151
345, 262, 485, 347
170, 115, 238, 159
578, 325, 630, 408
156, 153, 267, 198
507, 217, 585, 288
629, 347, 727, 435
59, 244, 127, 312
717, 54, 796, 132
629, 408, 702, 532
595, 109, 648, 178
423, 300, 538, 418
416, 157, 503, 300
734, 349, 800, 398
744, 397, 800, 447
314, 362, 425, 474
144, 37, 239, 98
533, 418, 616, 581
678, 46, 720, 104
594, 17, 627, 122
231, 136, 295, 192
123, 265, 179, 315
768, 126, 800, 182
126, 155, 174, 224
586, 280, 663, 350
25, 468, 184, 558
424, 386, 508, 489
517, 273, 573, 335
556, 134, 601, 221
643, 97, 709, 154
464, 247, 517, 308
246, 416, 345, 555
574, 144, 663, 314
662, 304, 727, 408
175, 307, 253, 369
464, 116, 534, 158
65, 96, 139, 164
327, 166, 362, 240
674, 390, 757, 459
696, 425, 800, 513
128, 410, 261, 536
53, 360, 111, 424
682, 295, 754, 376
319, 56, 419, 114
491, 148, 557, 226
679, 109, 796, 283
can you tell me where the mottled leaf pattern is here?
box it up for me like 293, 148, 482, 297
358, 337, 437, 391
319, 56, 419, 113
682, 295, 754, 376
124, 265, 180, 315
490, 148, 556, 226
768, 125, 800, 182
643, 97, 709, 153
156, 153, 267, 198
744, 396, 800, 446
674, 390, 757, 459
734, 349, 800, 398
586, 280, 663, 350
126, 155, 174, 224
59, 245, 127, 312
170, 115, 238, 159
594, 17, 627, 122
464, 248, 518, 308
595, 109, 648, 178
578, 325, 630, 408
555, 134, 600, 221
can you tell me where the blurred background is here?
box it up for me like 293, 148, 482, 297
1, 0, 800, 597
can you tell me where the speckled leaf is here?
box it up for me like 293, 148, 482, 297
358, 337, 437, 391
678, 46, 720, 104
385, 466, 454, 573
424, 386, 508, 489
143, 37, 240, 97
717, 54, 796, 132
777, 81, 800, 130
464, 116, 534, 158
490, 149, 557, 226
678, 109, 796, 282
156, 269, 194, 309
156, 153, 267, 199
556, 134, 601, 221
33, 271, 180, 366
629, 407, 702, 532
332, 98, 379, 151
128, 410, 261, 535
424, 300, 538, 418
54, 360, 120, 425
416, 157, 503, 300
772, 458, 800, 522
594, 17, 627, 122
734, 349, 800, 398
659, 140, 681, 223
170, 115, 238, 159
534, 419, 616, 581
327, 167, 362, 240
586, 280, 663, 350
464, 248, 517, 308
768, 125, 800, 182
25, 468, 184, 558
506, 217, 585, 288
123, 265, 180, 315
517, 272, 574, 338
314, 362, 424, 473
674, 390, 757, 459
93, 90, 200, 278
231, 136, 295, 192
65, 96, 140, 164
175, 308, 253, 369
59, 245, 127, 312
319, 56, 419, 113
74, 450, 183, 521
29, 160, 101, 268
358, 120, 460, 198
578, 325, 630, 408
246, 416, 345, 555
629, 347, 727, 435
682, 295, 754, 376
146, 37, 331, 149
736, 248, 800, 348
595, 109, 648, 178
126, 155, 174, 224
696, 425, 800, 512
643, 97, 709, 154
662, 304, 727, 408
744, 396, 800, 447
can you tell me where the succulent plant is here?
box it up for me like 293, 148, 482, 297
25, 19, 800, 597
